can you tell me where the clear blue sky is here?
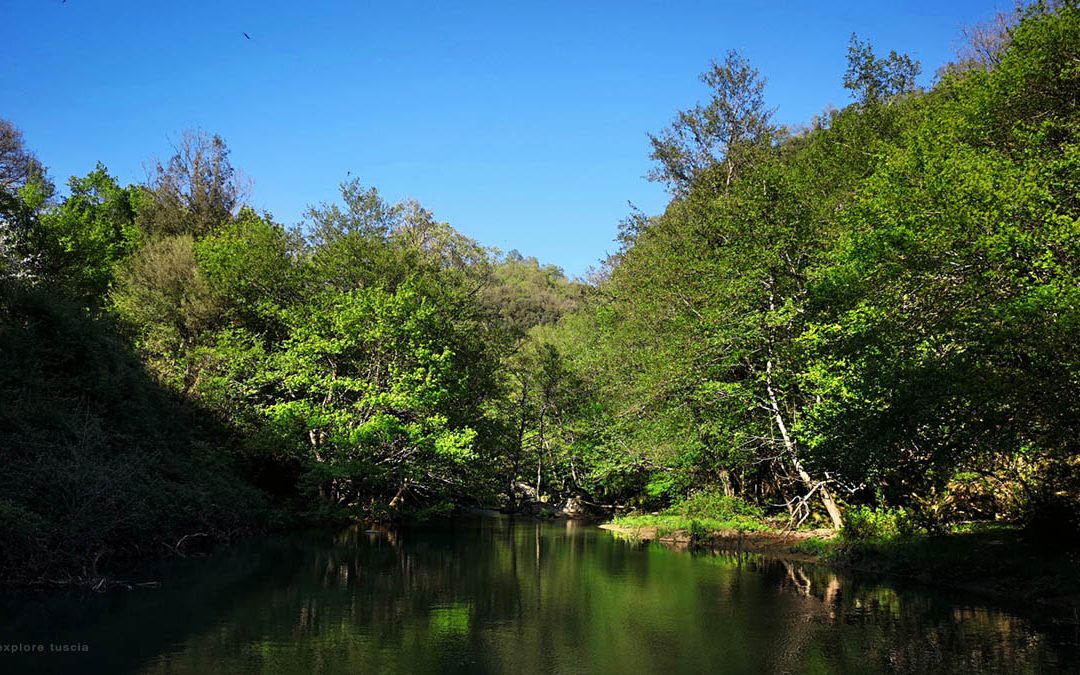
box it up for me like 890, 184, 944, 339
5, 0, 1006, 277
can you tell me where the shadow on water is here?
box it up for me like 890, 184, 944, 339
2, 515, 1078, 674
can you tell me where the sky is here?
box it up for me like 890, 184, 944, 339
4, 0, 1009, 277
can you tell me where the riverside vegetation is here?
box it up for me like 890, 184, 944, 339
1, 2, 1077, 596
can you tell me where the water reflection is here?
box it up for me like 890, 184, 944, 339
1, 516, 1077, 674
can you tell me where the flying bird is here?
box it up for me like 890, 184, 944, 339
243, 32, 251, 40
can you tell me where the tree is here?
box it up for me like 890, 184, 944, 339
262, 283, 482, 516
194, 208, 302, 336
0, 119, 54, 279
648, 50, 776, 194
0, 119, 44, 193
843, 34, 922, 106
111, 234, 221, 391
304, 179, 493, 295
481, 253, 583, 340
35, 164, 137, 303
137, 130, 246, 238
802, 2, 1080, 525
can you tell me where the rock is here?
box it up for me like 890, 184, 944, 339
556, 493, 607, 520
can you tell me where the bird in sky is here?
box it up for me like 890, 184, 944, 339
243, 32, 251, 40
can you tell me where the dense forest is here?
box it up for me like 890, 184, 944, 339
1, 2, 1077, 583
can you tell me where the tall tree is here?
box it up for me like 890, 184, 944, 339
0, 119, 44, 193
0, 119, 54, 279
648, 51, 776, 194
843, 34, 922, 106
35, 164, 137, 303
137, 130, 245, 238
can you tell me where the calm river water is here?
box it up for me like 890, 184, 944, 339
2, 515, 1078, 674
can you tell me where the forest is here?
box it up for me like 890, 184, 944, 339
1, 1, 1077, 584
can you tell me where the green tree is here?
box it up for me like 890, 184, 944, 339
842, 34, 922, 106
800, 2, 1080, 523
0, 118, 54, 279
648, 50, 776, 194
34, 164, 137, 303
137, 130, 245, 238
261, 283, 482, 516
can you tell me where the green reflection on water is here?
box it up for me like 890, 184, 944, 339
2, 516, 1077, 674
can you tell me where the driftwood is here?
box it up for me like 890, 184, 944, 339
164, 532, 209, 557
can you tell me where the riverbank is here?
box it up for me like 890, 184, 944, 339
600, 520, 1080, 608
812, 528, 1080, 608
598, 522, 833, 563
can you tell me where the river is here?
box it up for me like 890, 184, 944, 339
2, 515, 1078, 674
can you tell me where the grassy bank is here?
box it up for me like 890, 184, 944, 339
794, 526, 1080, 606
604, 504, 1080, 607
609, 491, 771, 537
610, 513, 768, 536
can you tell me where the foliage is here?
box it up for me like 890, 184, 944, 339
798, 2, 1080, 511
648, 50, 777, 193
1021, 457, 1080, 549
667, 490, 765, 522
480, 251, 583, 340
34, 164, 137, 303
611, 513, 766, 537
842, 33, 922, 105
541, 2, 1080, 534
840, 506, 922, 541
613, 490, 768, 537
0, 120, 54, 279
686, 519, 708, 546
261, 282, 482, 516
0, 278, 270, 581
137, 130, 244, 238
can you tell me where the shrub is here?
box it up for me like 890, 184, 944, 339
687, 519, 708, 544
841, 505, 921, 541
1022, 460, 1080, 550
668, 490, 764, 521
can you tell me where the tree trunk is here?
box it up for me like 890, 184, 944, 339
509, 381, 529, 508
535, 408, 545, 499
718, 469, 734, 498
389, 480, 409, 509
765, 359, 843, 530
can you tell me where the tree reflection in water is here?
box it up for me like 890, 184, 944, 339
1, 516, 1076, 674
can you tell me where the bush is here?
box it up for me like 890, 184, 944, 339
0, 500, 54, 572
841, 505, 922, 541
668, 490, 764, 521
687, 519, 708, 544
1022, 460, 1080, 550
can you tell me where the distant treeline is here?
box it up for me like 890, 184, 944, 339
1, 1, 1077, 582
